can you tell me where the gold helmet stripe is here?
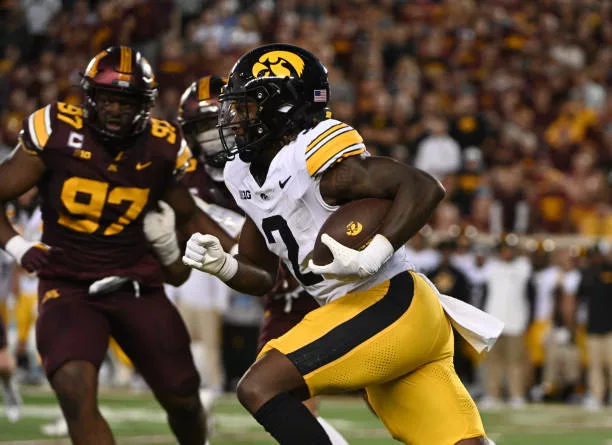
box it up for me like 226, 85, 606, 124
198, 76, 211, 101
85, 50, 108, 78
118, 47, 133, 82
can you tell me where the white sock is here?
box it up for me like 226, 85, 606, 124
317, 416, 350, 445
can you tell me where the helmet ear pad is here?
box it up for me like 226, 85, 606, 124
249, 78, 312, 138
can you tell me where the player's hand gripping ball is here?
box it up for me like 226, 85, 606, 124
309, 198, 394, 279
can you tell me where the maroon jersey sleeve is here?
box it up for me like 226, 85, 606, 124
180, 160, 243, 214
20, 102, 58, 155
22, 104, 191, 283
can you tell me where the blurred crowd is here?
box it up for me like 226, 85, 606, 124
1, 0, 612, 238
406, 232, 612, 410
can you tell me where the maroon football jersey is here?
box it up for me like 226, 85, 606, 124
20, 102, 192, 284
179, 160, 241, 214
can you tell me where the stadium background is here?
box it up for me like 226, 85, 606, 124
1, 0, 612, 443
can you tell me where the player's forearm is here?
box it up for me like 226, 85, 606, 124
380, 168, 445, 249
163, 258, 191, 286
320, 157, 445, 250
225, 257, 276, 296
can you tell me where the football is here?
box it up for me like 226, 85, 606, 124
312, 198, 393, 266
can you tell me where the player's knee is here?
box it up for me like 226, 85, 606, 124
236, 369, 277, 412
50, 361, 97, 421
0, 349, 15, 376
157, 391, 202, 419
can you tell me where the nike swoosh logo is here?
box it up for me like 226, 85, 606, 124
136, 161, 152, 170
279, 176, 292, 189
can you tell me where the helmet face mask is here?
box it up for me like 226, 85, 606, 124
178, 76, 227, 175
218, 44, 330, 163
218, 92, 268, 162
93, 89, 144, 138
81, 46, 158, 141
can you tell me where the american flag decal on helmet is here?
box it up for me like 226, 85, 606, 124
313, 89, 327, 102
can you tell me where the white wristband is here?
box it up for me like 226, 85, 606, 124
217, 253, 238, 282
156, 236, 181, 266
367, 234, 395, 264
4, 235, 32, 265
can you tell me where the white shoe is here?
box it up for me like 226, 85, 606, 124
478, 395, 503, 410
2, 378, 22, 423
529, 384, 545, 403
199, 388, 218, 437
583, 396, 602, 412
41, 416, 69, 436
508, 396, 526, 409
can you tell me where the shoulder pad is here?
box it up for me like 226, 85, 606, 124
21, 103, 54, 153
20, 102, 84, 154
304, 119, 365, 177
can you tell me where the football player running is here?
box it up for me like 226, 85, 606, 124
0, 204, 21, 423
0, 46, 234, 445
184, 44, 498, 445
0, 298, 21, 423
177, 75, 349, 444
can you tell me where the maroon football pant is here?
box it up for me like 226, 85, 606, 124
257, 291, 319, 354
36, 278, 199, 396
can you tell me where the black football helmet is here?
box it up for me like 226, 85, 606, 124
178, 76, 226, 181
81, 46, 158, 140
218, 43, 330, 162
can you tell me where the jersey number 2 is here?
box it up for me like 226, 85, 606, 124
58, 177, 150, 235
262, 215, 323, 286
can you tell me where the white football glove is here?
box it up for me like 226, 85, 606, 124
308, 233, 394, 279
182, 233, 238, 282
143, 201, 180, 266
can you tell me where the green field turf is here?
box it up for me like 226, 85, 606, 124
1, 389, 612, 444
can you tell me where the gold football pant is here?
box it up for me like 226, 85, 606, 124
260, 271, 485, 445
15, 293, 37, 347
108, 337, 133, 368
526, 320, 551, 366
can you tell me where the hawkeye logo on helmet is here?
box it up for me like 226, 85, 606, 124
252, 51, 305, 78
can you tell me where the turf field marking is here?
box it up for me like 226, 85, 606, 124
0, 436, 176, 445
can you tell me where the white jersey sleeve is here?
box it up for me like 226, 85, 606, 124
303, 120, 366, 177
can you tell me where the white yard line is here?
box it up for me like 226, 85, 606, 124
0, 436, 176, 445
0, 403, 390, 443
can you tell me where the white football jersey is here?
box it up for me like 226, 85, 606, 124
224, 118, 413, 305
0, 203, 17, 299
18, 206, 43, 296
